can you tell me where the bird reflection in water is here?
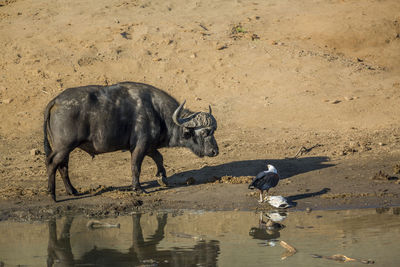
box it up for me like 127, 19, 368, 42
47, 213, 220, 266
249, 211, 287, 246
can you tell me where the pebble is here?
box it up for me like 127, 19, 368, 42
1, 98, 13, 104
330, 100, 341, 104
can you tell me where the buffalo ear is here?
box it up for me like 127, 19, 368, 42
183, 127, 193, 139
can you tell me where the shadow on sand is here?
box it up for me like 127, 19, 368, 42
286, 187, 332, 207
166, 156, 334, 184
58, 156, 333, 201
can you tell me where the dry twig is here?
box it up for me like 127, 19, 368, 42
280, 241, 297, 260
293, 144, 322, 158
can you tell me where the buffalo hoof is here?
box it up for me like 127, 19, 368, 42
67, 187, 79, 196
132, 187, 148, 196
157, 176, 169, 187
49, 192, 56, 202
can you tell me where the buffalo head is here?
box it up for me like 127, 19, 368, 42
172, 100, 219, 157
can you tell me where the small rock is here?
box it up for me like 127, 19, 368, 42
30, 149, 41, 156
348, 141, 357, 147
393, 164, 400, 174
330, 100, 341, 104
344, 96, 353, 101
378, 142, 385, 146
306, 207, 312, 213
195, 97, 202, 101
190, 53, 197, 58
251, 34, 260, 41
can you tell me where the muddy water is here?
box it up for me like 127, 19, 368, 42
0, 208, 399, 266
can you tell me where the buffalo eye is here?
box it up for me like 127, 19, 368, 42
201, 129, 213, 137
183, 128, 194, 139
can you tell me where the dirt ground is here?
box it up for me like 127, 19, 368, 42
1, 0, 400, 221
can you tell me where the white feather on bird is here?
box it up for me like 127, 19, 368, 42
248, 164, 280, 203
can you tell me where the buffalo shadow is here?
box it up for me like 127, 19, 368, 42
145, 156, 334, 190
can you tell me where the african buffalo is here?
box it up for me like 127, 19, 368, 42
44, 82, 219, 201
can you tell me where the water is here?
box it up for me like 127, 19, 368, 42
0, 208, 399, 266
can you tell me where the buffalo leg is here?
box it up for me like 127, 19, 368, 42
148, 150, 168, 186
130, 145, 147, 194
46, 149, 70, 201
58, 155, 78, 196
130, 213, 167, 258
47, 217, 74, 266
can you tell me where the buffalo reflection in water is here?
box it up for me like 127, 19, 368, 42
47, 213, 219, 266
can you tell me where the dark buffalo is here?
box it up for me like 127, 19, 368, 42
44, 82, 218, 201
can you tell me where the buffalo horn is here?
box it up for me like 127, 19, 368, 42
172, 100, 216, 129
172, 100, 198, 127
172, 100, 186, 126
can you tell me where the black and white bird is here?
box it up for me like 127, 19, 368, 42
248, 164, 280, 203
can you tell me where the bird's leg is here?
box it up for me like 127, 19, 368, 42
264, 189, 270, 202
259, 212, 266, 228
258, 190, 264, 203
259, 212, 265, 222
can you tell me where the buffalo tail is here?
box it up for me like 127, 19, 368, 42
43, 99, 55, 157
